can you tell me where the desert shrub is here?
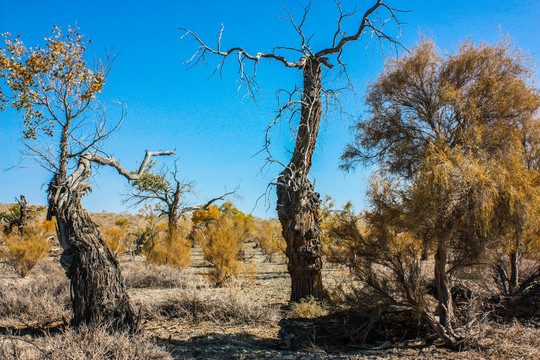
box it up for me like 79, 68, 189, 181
253, 219, 285, 262
0, 325, 172, 360
288, 296, 330, 318
194, 214, 249, 286
0, 260, 69, 325
0, 226, 51, 277
39, 218, 57, 238
101, 227, 128, 256
145, 231, 191, 270
122, 261, 186, 288
191, 204, 221, 226
324, 196, 427, 316
133, 206, 163, 254
145, 288, 277, 325
115, 218, 129, 228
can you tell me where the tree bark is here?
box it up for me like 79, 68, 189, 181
277, 56, 325, 302
434, 241, 455, 338
47, 158, 136, 331
8, 195, 29, 232
509, 250, 519, 295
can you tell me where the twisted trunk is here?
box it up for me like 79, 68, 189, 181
277, 56, 325, 302
434, 241, 456, 343
47, 157, 136, 330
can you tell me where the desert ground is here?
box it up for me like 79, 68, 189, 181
0, 209, 539, 360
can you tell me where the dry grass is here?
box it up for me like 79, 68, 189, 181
0, 259, 69, 326
140, 288, 279, 325
0, 325, 172, 360
463, 318, 540, 358
121, 260, 187, 289
288, 297, 330, 319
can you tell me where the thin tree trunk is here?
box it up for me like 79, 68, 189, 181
48, 159, 136, 331
277, 56, 325, 302
509, 250, 519, 295
434, 240, 455, 339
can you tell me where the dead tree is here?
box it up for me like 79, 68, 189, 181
7, 195, 29, 233
182, 0, 404, 301
126, 160, 237, 240
1, 27, 174, 330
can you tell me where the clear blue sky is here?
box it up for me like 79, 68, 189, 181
0, 0, 538, 218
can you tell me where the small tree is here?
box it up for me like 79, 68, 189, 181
341, 39, 539, 344
182, 0, 404, 301
0, 27, 173, 330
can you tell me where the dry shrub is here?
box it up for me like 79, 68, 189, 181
194, 215, 248, 286
145, 229, 191, 270
0, 226, 51, 277
114, 218, 129, 228
288, 296, 330, 319
145, 288, 277, 325
122, 260, 186, 288
0, 260, 69, 326
253, 219, 285, 262
0, 325, 172, 360
101, 227, 128, 256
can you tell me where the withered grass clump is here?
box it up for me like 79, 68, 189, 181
0, 325, 172, 360
0, 260, 69, 326
288, 296, 330, 319
121, 260, 186, 289
144, 288, 277, 325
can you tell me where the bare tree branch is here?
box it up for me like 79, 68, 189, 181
86, 150, 175, 181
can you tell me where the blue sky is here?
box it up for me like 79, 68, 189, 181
0, 0, 538, 218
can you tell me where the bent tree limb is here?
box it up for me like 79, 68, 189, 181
47, 150, 174, 330
182, 0, 403, 302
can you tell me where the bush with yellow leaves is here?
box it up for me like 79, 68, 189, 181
194, 212, 251, 286
253, 220, 285, 262
145, 222, 191, 270
0, 225, 51, 277
102, 227, 129, 256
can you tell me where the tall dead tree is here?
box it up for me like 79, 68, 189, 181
182, 0, 403, 301
0, 27, 174, 330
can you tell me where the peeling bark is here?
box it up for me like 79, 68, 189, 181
47, 158, 136, 331
434, 241, 456, 339
277, 57, 325, 302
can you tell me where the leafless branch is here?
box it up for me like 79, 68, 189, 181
86, 150, 175, 181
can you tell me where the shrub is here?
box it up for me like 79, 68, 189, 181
194, 215, 247, 286
145, 231, 191, 270
102, 227, 128, 255
288, 296, 330, 318
115, 218, 129, 228
253, 219, 285, 262
0, 226, 51, 277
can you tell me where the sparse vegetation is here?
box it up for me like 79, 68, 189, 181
1, 2, 539, 359
0, 225, 51, 278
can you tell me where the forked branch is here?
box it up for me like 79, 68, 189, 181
86, 150, 175, 181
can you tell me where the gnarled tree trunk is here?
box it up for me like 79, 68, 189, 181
8, 195, 29, 232
433, 241, 457, 344
47, 158, 136, 331
277, 56, 325, 302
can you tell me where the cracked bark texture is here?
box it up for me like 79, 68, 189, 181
277, 57, 325, 302
47, 157, 136, 330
